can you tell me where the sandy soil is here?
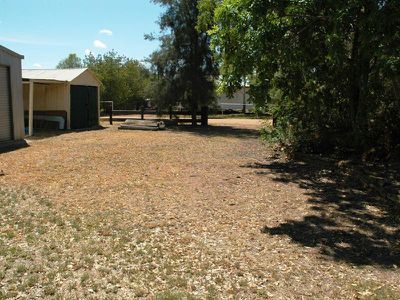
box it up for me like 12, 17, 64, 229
208, 118, 263, 129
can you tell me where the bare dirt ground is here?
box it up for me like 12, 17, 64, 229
0, 119, 399, 299
100, 115, 266, 130
207, 118, 263, 129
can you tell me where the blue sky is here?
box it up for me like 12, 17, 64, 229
0, 0, 164, 68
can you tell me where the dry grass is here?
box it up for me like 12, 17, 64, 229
0, 119, 399, 299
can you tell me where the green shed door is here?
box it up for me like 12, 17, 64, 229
70, 85, 98, 129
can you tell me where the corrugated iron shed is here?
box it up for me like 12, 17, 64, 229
22, 68, 94, 83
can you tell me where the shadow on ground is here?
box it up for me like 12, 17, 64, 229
0, 140, 29, 154
27, 126, 106, 141
170, 125, 260, 139
246, 156, 400, 267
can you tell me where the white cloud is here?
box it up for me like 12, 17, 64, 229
84, 48, 93, 56
33, 63, 43, 68
99, 29, 113, 36
93, 40, 107, 49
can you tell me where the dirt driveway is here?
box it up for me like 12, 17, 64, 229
0, 119, 399, 299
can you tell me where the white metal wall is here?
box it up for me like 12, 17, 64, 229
0, 46, 24, 141
0, 66, 12, 142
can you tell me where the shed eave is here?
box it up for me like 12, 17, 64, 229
0, 45, 24, 59
22, 78, 68, 84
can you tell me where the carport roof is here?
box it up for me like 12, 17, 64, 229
22, 68, 89, 83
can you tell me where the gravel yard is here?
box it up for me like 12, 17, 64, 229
0, 119, 399, 299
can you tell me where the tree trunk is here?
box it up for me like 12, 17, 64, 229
349, 6, 372, 136
350, 18, 361, 129
191, 95, 197, 126
191, 105, 197, 126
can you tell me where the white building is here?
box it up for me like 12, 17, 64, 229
217, 86, 254, 113
22, 68, 101, 133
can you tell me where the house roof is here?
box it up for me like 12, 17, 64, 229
0, 45, 24, 59
22, 68, 90, 83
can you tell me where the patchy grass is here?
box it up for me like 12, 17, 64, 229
353, 281, 400, 300
0, 120, 399, 299
154, 291, 198, 300
0, 186, 266, 299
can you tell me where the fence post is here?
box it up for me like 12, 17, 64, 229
201, 106, 209, 127
191, 106, 197, 126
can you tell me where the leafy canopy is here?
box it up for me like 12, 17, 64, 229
56, 53, 83, 69
199, 0, 400, 156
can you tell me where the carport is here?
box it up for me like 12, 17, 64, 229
22, 68, 101, 135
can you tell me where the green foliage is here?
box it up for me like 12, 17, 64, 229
149, 0, 218, 120
84, 51, 154, 110
57, 51, 154, 110
200, 0, 400, 156
56, 53, 83, 69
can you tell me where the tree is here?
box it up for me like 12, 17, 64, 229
84, 51, 154, 110
149, 0, 218, 125
199, 0, 400, 157
57, 51, 154, 110
56, 53, 83, 69
148, 35, 182, 115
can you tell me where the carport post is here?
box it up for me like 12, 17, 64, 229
28, 81, 34, 136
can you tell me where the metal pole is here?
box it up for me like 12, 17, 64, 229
109, 103, 113, 125
242, 79, 246, 114
28, 81, 34, 136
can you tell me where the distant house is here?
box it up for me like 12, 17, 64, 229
0, 45, 25, 147
217, 86, 254, 113
22, 68, 101, 134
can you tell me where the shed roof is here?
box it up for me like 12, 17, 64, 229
0, 45, 24, 59
22, 68, 95, 83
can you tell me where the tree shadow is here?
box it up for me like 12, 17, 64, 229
169, 125, 260, 139
246, 156, 400, 267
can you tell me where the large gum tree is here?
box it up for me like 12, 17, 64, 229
150, 0, 218, 125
